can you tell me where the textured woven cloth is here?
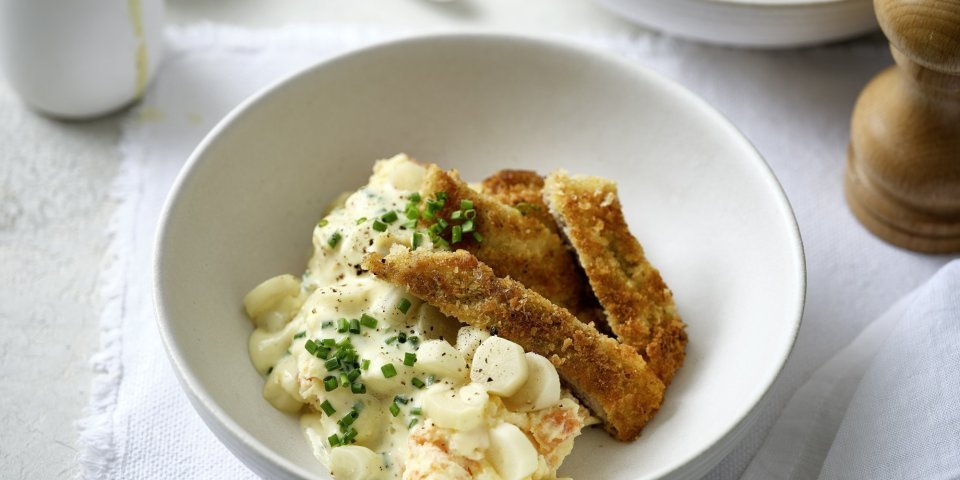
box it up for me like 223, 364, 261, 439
742, 260, 960, 480
77, 24, 957, 479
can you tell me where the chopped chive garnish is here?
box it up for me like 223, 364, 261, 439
405, 205, 420, 219
411, 377, 425, 389
412, 232, 423, 250
397, 298, 412, 314
337, 318, 348, 333
464, 209, 477, 219
425, 374, 436, 385
305, 339, 318, 355
348, 318, 361, 334
315, 346, 331, 359
324, 376, 339, 391
325, 357, 341, 371
321, 320, 333, 329
347, 369, 362, 383
353, 400, 365, 412
394, 395, 409, 405
436, 192, 448, 202
320, 400, 336, 416
451, 225, 462, 243
473, 231, 484, 243
397, 332, 407, 344
356, 217, 367, 225
351, 382, 366, 394
360, 313, 378, 329
337, 337, 352, 348
381, 363, 398, 378
322, 338, 337, 347
327, 231, 342, 248
328, 433, 341, 446
338, 411, 358, 429
462, 220, 474, 233
409, 335, 420, 347
385, 336, 397, 345
294, 331, 306, 339
343, 427, 358, 443
410, 406, 422, 415
339, 373, 350, 388
450, 210, 463, 220
408, 418, 419, 429
389, 402, 401, 417
372, 220, 388, 232
402, 220, 417, 229
429, 223, 442, 235
360, 359, 371, 370
381, 211, 398, 223
437, 218, 449, 230
409, 192, 421, 203
403, 352, 417, 366
460, 199, 474, 210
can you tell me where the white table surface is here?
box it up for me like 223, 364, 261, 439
0, 2, 653, 478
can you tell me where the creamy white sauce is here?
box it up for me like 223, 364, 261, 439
245, 155, 586, 480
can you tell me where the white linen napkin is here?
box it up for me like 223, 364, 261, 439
77, 24, 956, 479
743, 260, 960, 480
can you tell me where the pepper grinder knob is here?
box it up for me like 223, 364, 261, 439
845, 0, 960, 253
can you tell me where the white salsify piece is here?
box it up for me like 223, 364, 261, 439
421, 383, 489, 431
504, 352, 562, 412
470, 336, 529, 397
416, 339, 470, 383
456, 326, 491, 364
328, 445, 383, 480
488, 422, 540, 480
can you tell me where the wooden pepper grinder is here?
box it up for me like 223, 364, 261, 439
845, 0, 960, 253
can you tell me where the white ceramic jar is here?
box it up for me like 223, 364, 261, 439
0, 0, 164, 119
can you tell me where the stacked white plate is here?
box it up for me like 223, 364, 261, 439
594, 0, 878, 48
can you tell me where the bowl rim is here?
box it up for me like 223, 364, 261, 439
154, 31, 806, 479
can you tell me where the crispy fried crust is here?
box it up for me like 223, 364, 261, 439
480, 169, 610, 333
480, 170, 559, 234
420, 165, 585, 313
543, 171, 687, 385
363, 248, 665, 441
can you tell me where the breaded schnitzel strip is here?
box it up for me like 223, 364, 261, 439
543, 171, 687, 385
362, 248, 665, 441
480, 169, 610, 332
480, 169, 559, 235
420, 165, 585, 313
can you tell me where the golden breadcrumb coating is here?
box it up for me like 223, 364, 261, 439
362, 248, 665, 441
480, 169, 609, 332
419, 165, 586, 314
480, 169, 560, 235
542, 171, 687, 385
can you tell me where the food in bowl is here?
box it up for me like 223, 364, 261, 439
242, 154, 686, 479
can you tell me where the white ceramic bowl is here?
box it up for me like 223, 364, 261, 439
593, 0, 877, 48
155, 34, 805, 479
